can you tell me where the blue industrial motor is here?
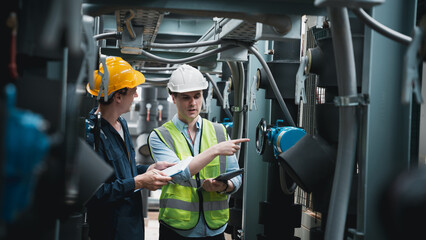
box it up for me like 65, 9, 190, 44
220, 118, 233, 136
256, 118, 306, 158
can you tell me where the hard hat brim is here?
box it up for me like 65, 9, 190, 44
132, 70, 145, 87
167, 81, 208, 93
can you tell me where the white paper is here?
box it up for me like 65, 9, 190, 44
161, 156, 193, 177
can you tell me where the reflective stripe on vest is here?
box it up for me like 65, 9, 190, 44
153, 118, 229, 230
159, 198, 229, 212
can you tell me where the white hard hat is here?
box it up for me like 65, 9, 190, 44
167, 64, 208, 93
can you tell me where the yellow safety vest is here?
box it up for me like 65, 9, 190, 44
152, 118, 229, 230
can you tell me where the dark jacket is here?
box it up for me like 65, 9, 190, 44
85, 107, 148, 240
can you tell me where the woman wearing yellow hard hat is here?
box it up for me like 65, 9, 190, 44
86, 56, 145, 98
84, 56, 174, 240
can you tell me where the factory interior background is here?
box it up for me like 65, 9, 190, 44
1, 0, 426, 239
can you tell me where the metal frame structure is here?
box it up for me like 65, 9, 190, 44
1, 0, 419, 239
83, 0, 419, 239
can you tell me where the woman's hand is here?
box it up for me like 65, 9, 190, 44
134, 170, 172, 191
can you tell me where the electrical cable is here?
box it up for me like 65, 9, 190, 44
145, 39, 224, 49
139, 39, 295, 127
246, 45, 296, 127
325, 7, 359, 240
140, 44, 237, 64
139, 66, 177, 72
145, 78, 170, 82
352, 8, 412, 45
93, 32, 122, 41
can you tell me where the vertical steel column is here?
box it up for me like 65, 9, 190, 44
358, 1, 417, 239
242, 40, 270, 240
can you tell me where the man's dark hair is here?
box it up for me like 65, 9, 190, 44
98, 88, 128, 105
168, 88, 178, 97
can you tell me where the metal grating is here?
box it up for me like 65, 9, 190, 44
116, 9, 164, 44
295, 26, 320, 211
222, 21, 257, 41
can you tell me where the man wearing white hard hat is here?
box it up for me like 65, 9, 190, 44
148, 64, 249, 239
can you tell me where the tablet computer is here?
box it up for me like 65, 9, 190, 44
214, 168, 244, 182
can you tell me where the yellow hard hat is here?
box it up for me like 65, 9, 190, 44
87, 57, 145, 97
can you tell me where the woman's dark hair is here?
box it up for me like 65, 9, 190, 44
98, 88, 128, 105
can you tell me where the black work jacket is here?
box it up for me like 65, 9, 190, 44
85, 107, 149, 240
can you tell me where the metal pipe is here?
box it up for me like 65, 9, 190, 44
93, 31, 122, 41
145, 39, 224, 49
352, 8, 411, 45
204, 73, 233, 120
246, 45, 296, 127
134, 39, 294, 130
139, 66, 178, 72
60, 47, 68, 133
145, 78, 170, 82
140, 44, 237, 64
325, 7, 359, 240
